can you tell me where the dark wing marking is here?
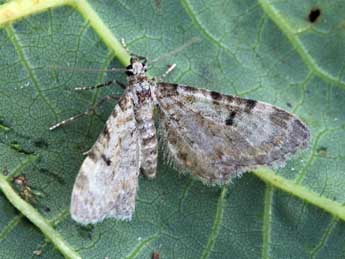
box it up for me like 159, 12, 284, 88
70, 94, 140, 224
155, 83, 310, 185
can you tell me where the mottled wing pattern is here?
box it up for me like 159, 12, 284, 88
70, 94, 140, 224
155, 83, 310, 185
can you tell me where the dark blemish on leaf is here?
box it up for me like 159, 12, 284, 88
225, 111, 237, 126
152, 251, 160, 259
308, 7, 321, 23
33, 138, 49, 149
43, 206, 51, 212
317, 146, 327, 157
286, 102, 292, 108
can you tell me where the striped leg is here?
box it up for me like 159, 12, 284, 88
75, 80, 126, 90
161, 64, 176, 79
152, 63, 177, 83
49, 94, 119, 130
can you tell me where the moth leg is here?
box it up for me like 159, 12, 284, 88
75, 80, 116, 91
115, 80, 127, 89
161, 63, 176, 79
153, 64, 177, 82
49, 94, 119, 130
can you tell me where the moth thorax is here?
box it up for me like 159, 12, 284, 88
136, 81, 150, 91
131, 62, 147, 76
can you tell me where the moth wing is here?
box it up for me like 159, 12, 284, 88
70, 94, 140, 224
155, 83, 310, 185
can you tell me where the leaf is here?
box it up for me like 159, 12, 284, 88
0, 0, 345, 258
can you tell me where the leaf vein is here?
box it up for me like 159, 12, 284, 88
200, 187, 227, 259
261, 185, 273, 259
5, 25, 59, 121
258, 0, 345, 89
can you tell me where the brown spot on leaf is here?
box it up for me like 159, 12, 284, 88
152, 251, 160, 259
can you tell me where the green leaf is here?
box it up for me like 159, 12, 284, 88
0, 0, 345, 258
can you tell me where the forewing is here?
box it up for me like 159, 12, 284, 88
155, 83, 310, 185
70, 94, 139, 224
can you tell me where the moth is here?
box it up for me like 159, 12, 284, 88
51, 56, 310, 225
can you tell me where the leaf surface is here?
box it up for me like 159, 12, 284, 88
0, 0, 345, 258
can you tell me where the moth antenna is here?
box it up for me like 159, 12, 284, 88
149, 37, 201, 66
49, 94, 119, 130
49, 65, 126, 73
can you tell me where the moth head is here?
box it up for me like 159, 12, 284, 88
126, 57, 147, 77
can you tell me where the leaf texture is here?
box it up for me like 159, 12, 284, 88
0, 0, 345, 258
